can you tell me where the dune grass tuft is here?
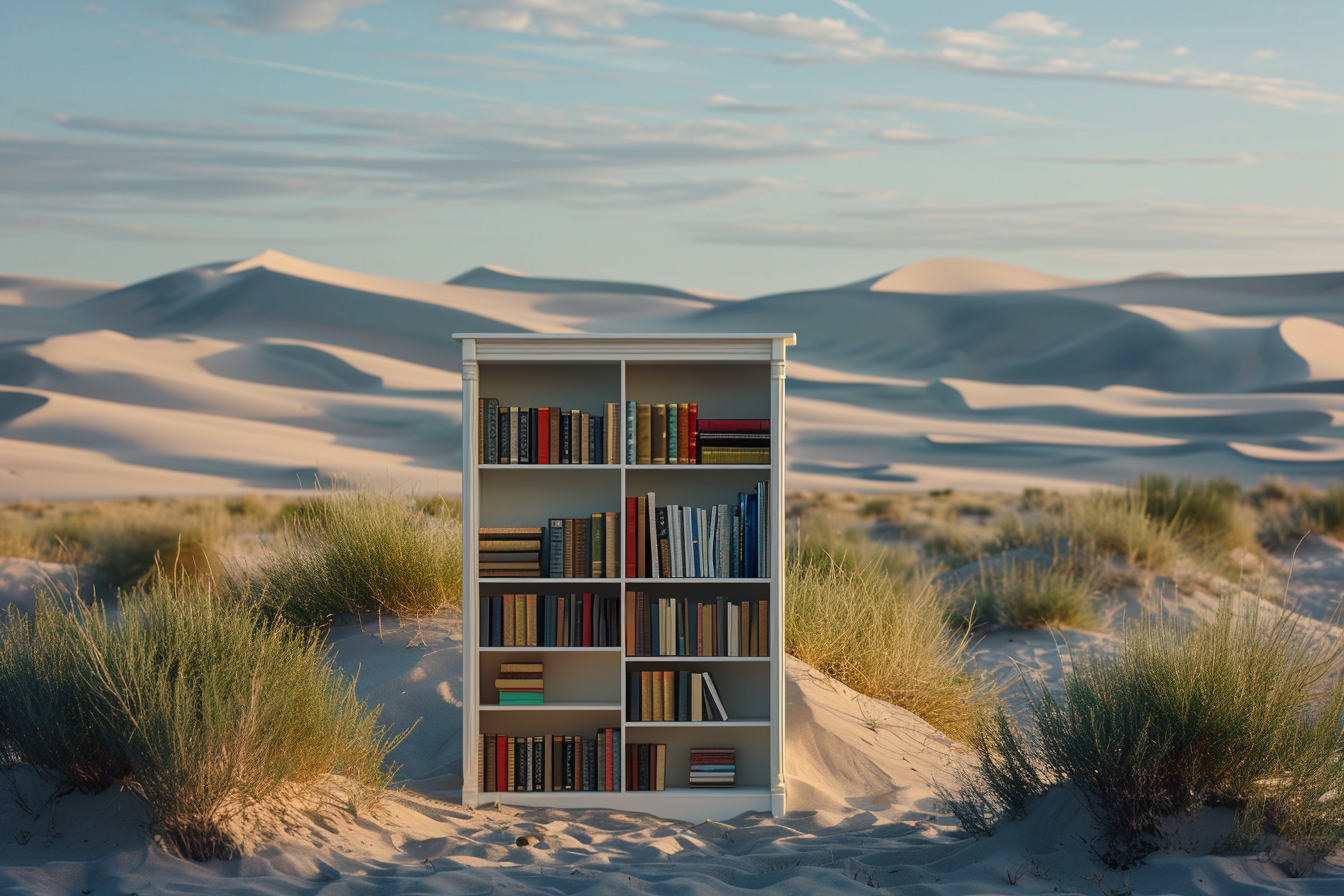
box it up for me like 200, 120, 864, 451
0, 578, 407, 860
953, 553, 1101, 630
952, 595, 1344, 873
237, 484, 462, 625
997, 488, 1182, 574
785, 550, 990, 740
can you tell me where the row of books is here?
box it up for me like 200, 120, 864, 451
627, 669, 729, 722
479, 483, 769, 580
625, 485, 769, 578
479, 593, 621, 648
476, 399, 770, 467
496, 662, 543, 706
690, 748, 735, 788
627, 743, 668, 791
479, 730, 621, 792
626, 593, 769, 657
478, 401, 622, 465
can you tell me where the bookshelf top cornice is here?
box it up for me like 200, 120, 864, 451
454, 333, 795, 363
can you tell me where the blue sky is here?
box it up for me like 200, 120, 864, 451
2, 1, 1341, 294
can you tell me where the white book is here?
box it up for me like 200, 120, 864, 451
702, 671, 729, 721
683, 506, 694, 577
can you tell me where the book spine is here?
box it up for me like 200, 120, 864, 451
560, 413, 571, 464
625, 496, 638, 578
497, 407, 508, 463
590, 513, 603, 579
667, 403, 678, 464
677, 403, 689, 464
549, 407, 560, 465
605, 510, 617, 579
580, 411, 590, 465
636, 496, 647, 578
687, 402, 697, 463
626, 401, 636, 465
538, 407, 550, 464
636, 404, 651, 465
519, 409, 530, 466
650, 404, 667, 464
656, 506, 671, 581
510, 408, 519, 464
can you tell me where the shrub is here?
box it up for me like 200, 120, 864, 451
238, 485, 462, 625
1138, 474, 1255, 553
954, 553, 1101, 630
0, 580, 407, 859
953, 596, 1344, 873
785, 551, 989, 740
997, 489, 1181, 574
791, 513, 920, 580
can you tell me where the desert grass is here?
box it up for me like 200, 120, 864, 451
952, 595, 1344, 873
996, 489, 1183, 574
0, 495, 293, 587
0, 578, 407, 860
952, 554, 1101, 630
784, 550, 991, 740
236, 484, 462, 625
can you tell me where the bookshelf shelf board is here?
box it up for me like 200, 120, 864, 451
478, 578, 617, 584
482, 646, 624, 653
625, 719, 771, 728
480, 464, 623, 470
480, 702, 623, 712
618, 583, 768, 588
622, 656, 770, 663
626, 464, 771, 471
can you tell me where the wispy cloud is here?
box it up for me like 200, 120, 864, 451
990, 11, 1078, 38
922, 27, 1011, 51
841, 95, 1064, 125
1036, 150, 1344, 166
703, 94, 810, 114
199, 54, 511, 102
181, 0, 388, 34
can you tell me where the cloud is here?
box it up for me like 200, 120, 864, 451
1252, 49, 1278, 60
922, 27, 1011, 51
682, 10, 870, 47
692, 199, 1344, 253
990, 11, 1079, 38
442, 0, 660, 38
187, 0, 389, 34
826, 0, 877, 24
1104, 38, 1139, 50
842, 95, 1063, 124
1168, 46, 1191, 57
703, 94, 810, 114
1036, 150, 1343, 166
873, 127, 980, 145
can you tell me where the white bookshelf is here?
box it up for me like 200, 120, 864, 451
456, 334, 793, 821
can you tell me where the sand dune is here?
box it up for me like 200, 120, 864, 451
2, 250, 1344, 499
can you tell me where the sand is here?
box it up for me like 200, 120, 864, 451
3, 252, 1344, 500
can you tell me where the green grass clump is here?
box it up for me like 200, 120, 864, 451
0, 580, 407, 860
785, 551, 989, 740
791, 513, 921, 580
238, 485, 462, 625
954, 596, 1344, 873
998, 489, 1182, 574
954, 554, 1101, 630
1138, 474, 1256, 554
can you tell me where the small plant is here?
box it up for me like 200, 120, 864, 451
951, 595, 1344, 873
236, 482, 462, 625
955, 553, 1101, 630
785, 550, 990, 740
0, 579, 408, 859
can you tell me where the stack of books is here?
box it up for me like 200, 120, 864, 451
697, 419, 769, 465
478, 400, 622, 465
626, 669, 729, 722
478, 728, 621, 792
689, 748, 735, 788
627, 743, 666, 791
496, 662, 543, 705
479, 526, 542, 577
625, 593, 769, 657
626, 401, 698, 464
479, 593, 621, 647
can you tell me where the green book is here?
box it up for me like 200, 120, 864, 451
499, 692, 544, 705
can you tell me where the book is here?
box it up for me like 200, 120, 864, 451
667, 403, 677, 464
590, 513, 603, 579
580, 411, 590, 465
605, 510, 618, 579
560, 412, 571, 464
702, 671, 729, 721
687, 402, 697, 464
636, 404, 651, 465
677, 403, 689, 464
549, 407, 560, 464
538, 407, 550, 464
636, 496, 647, 578
650, 404, 667, 464
698, 419, 770, 432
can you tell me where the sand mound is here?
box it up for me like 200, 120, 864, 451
866, 257, 1098, 294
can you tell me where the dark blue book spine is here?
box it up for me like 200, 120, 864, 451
746, 493, 758, 577
612, 730, 621, 792
627, 672, 639, 722
480, 596, 489, 646
490, 597, 502, 646
530, 408, 539, 463
561, 414, 571, 464
548, 520, 564, 579
519, 408, 530, 464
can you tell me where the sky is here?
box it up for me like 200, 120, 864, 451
2, 1, 1342, 295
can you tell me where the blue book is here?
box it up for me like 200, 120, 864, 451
625, 401, 636, 464
746, 493, 758, 577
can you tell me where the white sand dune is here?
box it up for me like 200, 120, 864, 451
3, 249, 1344, 497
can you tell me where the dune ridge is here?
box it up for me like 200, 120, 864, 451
2, 251, 1343, 499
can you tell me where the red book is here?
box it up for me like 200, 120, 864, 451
687, 403, 697, 463
626, 496, 638, 577
605, 728, 614, 791
495, 735, 507, 792
538, 408, 550, 464
582, 593, 593, 647
697, 419, 769, 432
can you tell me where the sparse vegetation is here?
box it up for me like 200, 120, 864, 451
952, 596, 1344, 873
953, 553, 1101, 630
235, 484, 462, 625
0, 578, 408, 860
785, 550, 991, 740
